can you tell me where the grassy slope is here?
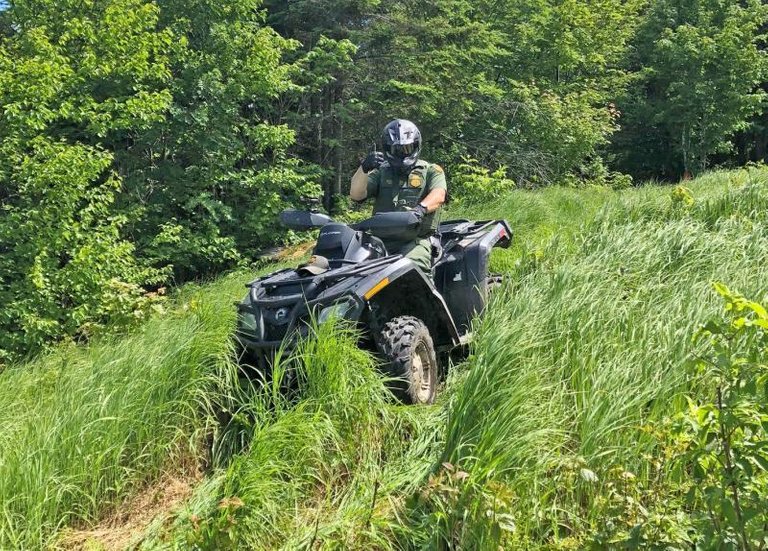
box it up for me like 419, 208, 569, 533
428, 170, 768, 547
0, 168, 765, 549
0, 274, 252, 548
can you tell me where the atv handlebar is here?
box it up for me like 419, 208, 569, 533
352, 211, 421, 240
280, 210, 334, 231
281, 209, 422, 241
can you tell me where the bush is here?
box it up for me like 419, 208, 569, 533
674, 284, 768, 548
0, 140, 167, 362
0, 0, 173, 361
450, 158, 516, 204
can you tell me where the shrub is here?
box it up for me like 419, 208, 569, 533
0, 0, 173, 361
674, 284, 768, 548
450, 158, 516, 204
0, 140, 167, 362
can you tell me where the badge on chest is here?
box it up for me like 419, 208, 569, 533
408, 173, 423, 188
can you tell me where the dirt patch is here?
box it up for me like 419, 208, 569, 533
58, 470, 202, 550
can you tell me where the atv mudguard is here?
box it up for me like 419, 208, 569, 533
435, 220, 512, 333
355, 258, 461, 352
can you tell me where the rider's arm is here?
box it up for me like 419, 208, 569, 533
419, 188, 447, 213
350, 167, 368, 201
351, 166, 381, 202
418, 164, 447, 213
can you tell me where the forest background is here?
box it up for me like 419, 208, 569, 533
1, 0, 766, 361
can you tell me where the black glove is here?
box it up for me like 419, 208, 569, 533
361, 151, 384, 173
412, 203, 428, 222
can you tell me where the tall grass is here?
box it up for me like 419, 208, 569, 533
138, 169, 768, 549
450, 185, 615, 273
2, 168, 766, 550
0, 273, 251, 548
411, 168, 768, 548
139, 320, 443, 550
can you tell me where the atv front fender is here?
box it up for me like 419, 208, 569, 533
356, 258, 460, 351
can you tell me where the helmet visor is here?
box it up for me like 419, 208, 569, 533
385, 142, 418, 160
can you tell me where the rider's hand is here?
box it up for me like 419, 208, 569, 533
361, 152, 384, 173
412, 203, 428, 222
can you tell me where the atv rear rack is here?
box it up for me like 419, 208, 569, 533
253, 255, 402, 291
439, 219, 507, 239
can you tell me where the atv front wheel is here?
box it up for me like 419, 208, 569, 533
378, 316, 438, 405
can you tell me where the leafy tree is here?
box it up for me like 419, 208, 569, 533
0, 0, 172, 360
264, 0, 368, 209
468, 0, 644, 184
615, 0, 768, 178
118, 0, 320, 279
350, 0, 506, 167
267, 0, 644, 190
0, 0, 323, 358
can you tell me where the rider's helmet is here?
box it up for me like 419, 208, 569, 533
381, 119, 422, 171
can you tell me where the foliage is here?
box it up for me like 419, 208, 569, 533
406, 169, 768, 549
615, 0, 768, 178
5, 0, 768, 359
0, 0, 173, 361
0, 271, 248, 548
464, 0, 644, 184
670, 185, 696, 209
676, 284, 768, 548
0, 0, 323, 359
594, 282, 768, 550
267, 0, 645, 196
122, 0, 321, 279
449, 158, 516, 204
139, 318, 443, 550
2, 169, 768, 548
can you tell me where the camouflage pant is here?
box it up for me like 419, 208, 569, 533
390, 237, 432, 274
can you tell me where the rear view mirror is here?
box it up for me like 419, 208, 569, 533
279, 210, 333, 231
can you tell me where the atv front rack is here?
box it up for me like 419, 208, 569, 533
252, 255, 402, 292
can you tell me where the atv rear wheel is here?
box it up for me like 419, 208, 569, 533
378, 316, 438, 405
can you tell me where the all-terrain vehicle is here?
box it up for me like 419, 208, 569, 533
235, 209, 512, 404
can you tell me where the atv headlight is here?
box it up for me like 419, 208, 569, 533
318, 298, 357, 324
238, 310, 261, 335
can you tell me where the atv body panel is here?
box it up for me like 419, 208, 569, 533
236, 212, 511, 371
434, 219, 512, 334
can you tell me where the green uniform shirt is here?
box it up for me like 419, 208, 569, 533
366, 160, 447, 235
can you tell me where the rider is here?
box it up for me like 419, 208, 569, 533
350, 119, 447, 273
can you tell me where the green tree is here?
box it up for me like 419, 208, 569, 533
350, 0, 506, 168
469, 0, 644, 184
119, 0, 320, 279
615, 0, 768, 178
264, 0, 367, 209
267, 0, 644, 189
0, 0, 325, 358
0, 0, 172, 360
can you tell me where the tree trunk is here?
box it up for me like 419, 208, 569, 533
333, 82, 344, 202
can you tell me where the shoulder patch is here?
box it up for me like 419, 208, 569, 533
432, 164, 444, 174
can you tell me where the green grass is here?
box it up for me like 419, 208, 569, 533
136, 320, 443, 550
415, 168, 768, 548
0, 273, 252, 548
0, 167, 766, 549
